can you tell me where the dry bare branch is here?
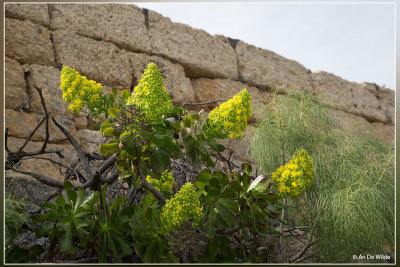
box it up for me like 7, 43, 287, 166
52, 117, 92, 179
183, 99, 228, 108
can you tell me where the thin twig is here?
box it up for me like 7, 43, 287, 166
182, 99, 228, 108
289, 216, 319, 263
21, 156, 71, 170
18, 116, 46, 154
293, 252, 314, 263
216, 150, 239, 170
52, 117, 92, 178
10, 168, 68, 188
135, 147, 166, 203
35, 86, 50, 153
19, 149, 63, 157
283, 226, 309, 232
69, 257, 99, 263
5, 128, 10, 152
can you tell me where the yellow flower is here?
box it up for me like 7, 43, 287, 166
271, 149, 314, 198
60, 66, 104, 114
127, 62, 173, 123
208, 89, 252, 139
142, 170, 175, 205
161, 182, 202, 230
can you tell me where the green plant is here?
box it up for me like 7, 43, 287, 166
5, 186, 44, 263
94, 184, 133, 262
33, 181, 99, 256
195, 163, 282, 262
10, 62, 319, 263
129, 205, 179, 263
251, 90, 394, 262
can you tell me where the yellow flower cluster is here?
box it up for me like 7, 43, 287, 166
207, 89, 252, 139
147, 170, 174, 196
60, 66, 103, 114
271, 149, 314, 198
127, 62, 173, 123
161, 182, 202, 230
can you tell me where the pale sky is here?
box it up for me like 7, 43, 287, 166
134, 2, 396, 90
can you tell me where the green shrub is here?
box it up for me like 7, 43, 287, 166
5, 186, 44, 263
251, 90, 394, 262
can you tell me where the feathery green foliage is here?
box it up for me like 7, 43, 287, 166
251, 90, 394, 262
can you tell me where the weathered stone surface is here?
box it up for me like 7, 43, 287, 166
5, 18, 55, 66
362, 82, 394, 125
5, 3, 49, 26
24, 64, 68, 115
128, 53, 195, 104
148, 10, 238, 79
218, 126, 255, 163
330, 108, 369, 130
74, 116, 88, 130
371, 122, 394, 144
329, 108, 393, 143
76, 129, 105, 154
50, 4, 151, 52
236, 41, 313, 92
191, 78, 272, 123
311, 71, 387, 123
6, 109, 76, 142
6, 137, 76, 182
53, 30, 132, 89
5, 175, 59, 207
5, 57, 29, 110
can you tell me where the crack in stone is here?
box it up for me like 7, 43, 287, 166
47, 3, 53, 29
227, 37, 239, 50
128, 58, 138, 93
22, 70, 32, 112
73, 31, 147, 55
49, 33, 61, 69
47, 4, 60, 69
227, 37, 243, 84
142, 8, 149, 30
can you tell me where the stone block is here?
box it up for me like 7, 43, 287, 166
50, 3, 151, 52
5, 57, 29, 110
128, 52, 196, 105
6, 109, 76, 142
53, 30, 132, 89
362, 82, 394, 125
5, 18, 55, 66
330, 108, 369, 130
6, 137, 77, 182
148, 10, 238, 79
311, 71, 387, 123
371, 122, 394, 144
74, 116, 88, 130
24, 64, 68, 115
76, 129, 105, 155
5, 3, 49, 26
330, 108, 393, 144
236, 41, 313, 92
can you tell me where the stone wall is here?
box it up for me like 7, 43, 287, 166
5, 3, 395, 181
